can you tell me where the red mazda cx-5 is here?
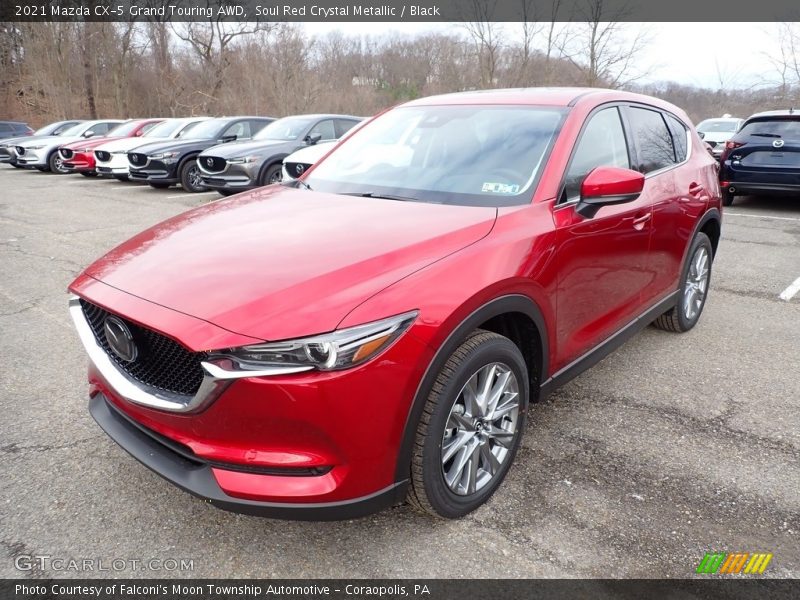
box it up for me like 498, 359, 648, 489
69, 89, 721, 519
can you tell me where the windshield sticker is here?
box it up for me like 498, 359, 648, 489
482, 182, 520, 194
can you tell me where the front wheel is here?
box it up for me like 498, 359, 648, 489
259, 163, 282, 186
652, 232, 713, 333
721, 190, 734, 206
409, 330, 528, 519
180, 160, 206, 193
48, 152, 69, 174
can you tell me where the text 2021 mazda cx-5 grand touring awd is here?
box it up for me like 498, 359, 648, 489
70, 89, 721, 520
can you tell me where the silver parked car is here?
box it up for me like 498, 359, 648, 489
696, 115, 744, 160
15, 120, 123, 172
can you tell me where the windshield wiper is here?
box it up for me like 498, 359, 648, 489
343, 192, 419, 202
751, 133, 782, 138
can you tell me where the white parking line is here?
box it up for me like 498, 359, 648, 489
111, 186, 142, 190
726, 212, 800, 222
779, 277, 800, 301
166, 191, 218, 199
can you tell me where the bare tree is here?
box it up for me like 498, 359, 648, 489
80, 22, 98, 118
461, 0, 504, 88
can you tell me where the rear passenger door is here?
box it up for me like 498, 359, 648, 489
553, 106, 654, 366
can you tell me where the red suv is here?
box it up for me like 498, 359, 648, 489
69, 89, 721, 519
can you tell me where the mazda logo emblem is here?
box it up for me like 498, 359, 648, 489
773, 139, 785, 148
206, 158, 214, 166
104, 316, 138, 363
296, 164, 305, 175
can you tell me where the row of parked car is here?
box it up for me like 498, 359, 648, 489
0, 113, 364, 195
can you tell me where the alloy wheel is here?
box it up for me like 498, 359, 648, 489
441, 362, 520, 496
683, 245, 709, 321
188, 166, 203, 191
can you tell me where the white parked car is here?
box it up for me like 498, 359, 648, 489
15, 120, 123, 172
696, 116, 744, 160
93, 117, 209, 180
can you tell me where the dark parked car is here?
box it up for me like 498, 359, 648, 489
70, 88, 721, 519
127, 117, 274, 192
0, 121, 33, 139
197, 114, 362, 195
0, 120, 84, 167
719, 110, 800, 205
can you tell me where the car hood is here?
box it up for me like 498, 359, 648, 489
61, 136, 119, 151
285, 141, 336, 164
130, 138, 215, 155
0, 135, 36, 147
95, 136, 170, 152
18, 134, 80, 147
76, 187, 497, 342
199, 139, 292, 158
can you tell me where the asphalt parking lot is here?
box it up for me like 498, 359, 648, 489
1, 169, 798, 579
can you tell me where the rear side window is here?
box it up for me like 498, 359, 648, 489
249, 119, 270, 136
665, 114, 688, 162
563, 107, 630, 201
11, 123, 30, 134
739, 118, 800, 138
0, 124, 12, 135
628, 107, 675, 173
335, 119, 360, 138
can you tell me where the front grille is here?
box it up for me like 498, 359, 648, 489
14, 146, 25, 156
285, 162, 311, 179
80, 299, 208, 397
128, 152, 147, 166
95, 150, 110, 162
200, 156, 227, 173
60, 148, 74, 159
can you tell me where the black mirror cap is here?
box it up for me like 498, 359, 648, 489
575, 192, 642, 219
306, 133, 322, 145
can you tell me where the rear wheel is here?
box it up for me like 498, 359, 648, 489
258, 163, 282, 186
180, 160, 206, 193
721, 190, 734, 206
653, 232, 713, 333
409, 330, 528, 519
48, 152, 69, 174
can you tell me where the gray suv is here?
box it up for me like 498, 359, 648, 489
197, 114, 362, 195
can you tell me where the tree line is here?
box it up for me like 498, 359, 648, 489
2, 19, 799, 127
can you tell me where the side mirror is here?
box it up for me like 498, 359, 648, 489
305, 133, 322, 145
576, 166, 645, 219
82, 131, 95, 138
221, 135, 237, 143
697, 131, 705, 140
135, 130, 144, 137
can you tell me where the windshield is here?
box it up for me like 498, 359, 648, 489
181, 119, 226, 140
304, 105, 566, 207
697, 120, 739, 133
739, 118, 800, 138
255, 117, 315, 141
145, 120, 185, 138
107, 120, 144, 137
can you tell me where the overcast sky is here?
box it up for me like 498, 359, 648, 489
301, 22, 782, 89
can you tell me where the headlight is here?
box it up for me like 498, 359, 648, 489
209, 310, 418, 374
227, 156, 258, 164
150, 151, 179, 159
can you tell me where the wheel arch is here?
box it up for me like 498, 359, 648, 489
257, 154, 289, 183
393, 294, 548, 482
698, 209, 721, 257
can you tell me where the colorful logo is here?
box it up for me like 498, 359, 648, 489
696, 552, 773, 574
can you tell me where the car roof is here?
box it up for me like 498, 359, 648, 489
403, 87, 688, 115
277, 114, 364, 120
745, 109, 800, 120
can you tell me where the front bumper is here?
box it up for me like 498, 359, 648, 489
61, 152, 95, 173
89, 393, 408, 520
129, 159, 178, 183
15, 151, 46, 166
199, 162, 259, 190
96, 153, 130, 175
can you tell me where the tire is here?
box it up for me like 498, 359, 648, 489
48, 152, 69, 174
408, 330, 529, 519
652, 232, 713, 333
113, 175, 129, 182
10, 162, 24, 169
149, 183, 171, 189
80, 171, 97, 178
258, 163, 283, 187
721, 190, 734, 207
180, 159, 206, 193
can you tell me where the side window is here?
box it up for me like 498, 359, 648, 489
0, 124, 11, 136
88, 123, 112, 136
665, 114, 688, 162
563, 107, 630, 201
308, 119, 336, 141
335, 119, 359, 138
223, 121, 250, 139
628, 107, 676, 173
140, 122, 159, 135
249, 119, 270, 136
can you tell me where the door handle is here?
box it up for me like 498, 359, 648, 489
632, 213, 651, 230
688, 182, 705, 198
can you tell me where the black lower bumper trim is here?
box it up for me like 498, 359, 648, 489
89, 394, 408, 520
726, 182, 800, 195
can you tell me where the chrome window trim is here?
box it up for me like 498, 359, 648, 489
69, 296, 311, 413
